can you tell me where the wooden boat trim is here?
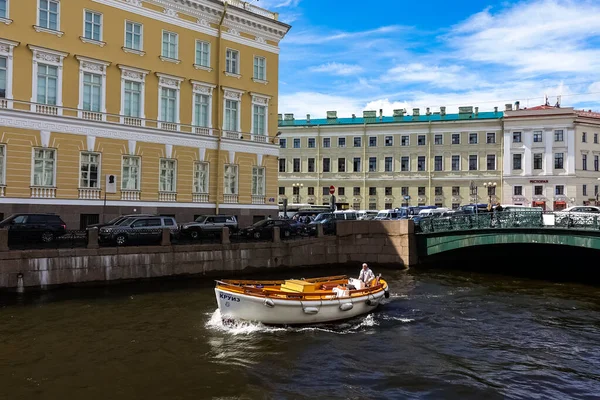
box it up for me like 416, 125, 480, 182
218, 275, 348, 286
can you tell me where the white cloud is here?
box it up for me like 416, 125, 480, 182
310, 62, 364, 76
285, 25, 405, 45
383, 63, 488, 90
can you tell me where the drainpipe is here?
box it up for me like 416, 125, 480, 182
363, 122, 367, 209
316, 124, 321, 204
427, 120, 432, 204
500, 117, 504, 205
215, 2, 228, 215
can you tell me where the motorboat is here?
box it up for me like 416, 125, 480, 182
214, 275, 390, 325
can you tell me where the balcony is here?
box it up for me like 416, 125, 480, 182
123, 117, 143, 127
160, 122, 178, 131
223, 130, 241, 140
35, 104, 59, 115
251, 195, 265, 204
194, 127, 212, 136
0, 99, 7, 109
193, 193, 209, 203
121, 190, 140, 201
0, 186, 5, 197
78, 188, 101, 200
158, 192, 177, 202
224, 194, 238, 204
81, 111, 103, 121
31, 186, 56, 198
251, 134, 268, 143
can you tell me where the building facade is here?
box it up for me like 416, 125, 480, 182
278, 108, 504, 210
0, 0, 289, 228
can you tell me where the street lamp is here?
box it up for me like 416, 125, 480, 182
483, 182, 497, 208
292, 183, 303, 204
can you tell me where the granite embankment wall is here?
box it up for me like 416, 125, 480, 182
0, 220, 416, 290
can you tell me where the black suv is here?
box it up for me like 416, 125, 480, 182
0, 213, 67, 243
86, 214, 156, 231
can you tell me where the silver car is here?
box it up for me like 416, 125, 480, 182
99, 216, 179, 246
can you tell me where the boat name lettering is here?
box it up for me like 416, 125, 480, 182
219, 293, 241, 302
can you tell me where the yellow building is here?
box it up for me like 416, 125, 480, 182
0, 0, 290, 228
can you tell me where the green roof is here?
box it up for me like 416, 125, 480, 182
278, 111, 503, 127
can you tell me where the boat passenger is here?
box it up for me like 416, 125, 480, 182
359, 263, 375, 285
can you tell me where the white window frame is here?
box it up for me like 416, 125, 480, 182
224, 164, 238, 195
35, 0, 62, 36
191, 81, 215, 128
119, 65, 148, 124
123, 20, 144, 55
29, 45, 67, 114
486, 154, 496, 171
253, 55, 267, 83
194, 40, 211, 71
251, 92, 271, 136
384, 156, 394, 172
193, 161, 209, 194
159, 158, 177, 193
225, 48, 240, 77
161, 30, 179, 62
451, 154, 461, 171
76, 56, 109, 119
156, 73, 183, 128
121, 155, 141, 191
81, 9, 104, 46
0, 0, 12, 24
0, 39, 17, 105
0, 144, 6, 186
31, 147, 57, 187
469, 154, 479, 171
79, 151, 101, 189
222, 87, 244, 133
252, 166, 265, 196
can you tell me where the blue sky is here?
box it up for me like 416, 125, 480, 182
257, 0, 600, 118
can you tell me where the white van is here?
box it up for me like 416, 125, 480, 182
417, 208, 449, 218
375, 209, 400, 220
356, 210, 379, 220
332, 210, 358, 220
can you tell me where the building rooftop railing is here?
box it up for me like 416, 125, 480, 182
222, 0, 279, 20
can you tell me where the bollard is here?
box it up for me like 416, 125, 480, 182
161, 227, 171, 246
0, 228, 8, 251
87, 227, 99, 249
316, 224, 324, 238
16, 273, 24, 294
221, 227, 230, 245
272, 226, 281, 243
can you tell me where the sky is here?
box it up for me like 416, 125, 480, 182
255, 0, 600, 118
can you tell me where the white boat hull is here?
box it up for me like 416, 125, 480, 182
215, 287, 386, 325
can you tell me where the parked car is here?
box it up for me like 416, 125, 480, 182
374, 209, 400, 220
98, 216, 179, 245
180, 215, 238, 239
86, 214, 156, 231
0, 213, 67, 243
356, 210, 379, 220
554, 206, 600, 227
240, 219, 296, 239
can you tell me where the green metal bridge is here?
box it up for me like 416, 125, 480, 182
416, 211, 600, 257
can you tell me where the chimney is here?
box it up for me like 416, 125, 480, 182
393, 109, 405, 118
440, 106, 446, 116
363, 110, 377, 119
278, 113, 283, 121
494, 106, 498, 113
426, 107, 431, 115
379, 109, 383, 120
515, 101, 520, 110
505, 103, 513, 111
284, 113, 294, 121
413, 108, 420, 117
474, 107, 479, 115
326, 111, 337, 119
352, 114, 356, 119
306, 114, 310, 122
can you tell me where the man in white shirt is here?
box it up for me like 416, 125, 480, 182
358, 263, 375, 285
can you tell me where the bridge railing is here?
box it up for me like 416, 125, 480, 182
417, 211, 600, 234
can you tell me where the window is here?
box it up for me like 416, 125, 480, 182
353, 158, 361, 172
487, 186, 496, 196
0, 0, 7, 19
353, 202, 360, 209
369, 136, 377, 147
161, 31, 178, 59
417, 135, 426, 146
417, 156, 426, 171
451, 155, 460, 171
293, 158, 300, 173
195, 41, 210, 68
533, 131, 543, 142
223, 164, 238, 195
486, 132, 495, 144
401, 136, 409, 146
582, 132, 587, 143
278, 158, 286, 173
369, 157, 377, 172
534, 185, 543, 196
159, 159, 176, 192
308, 138, 316, 148
37, 64, 58, 105
534, 153, 543, 169
122, 156, 140, 190
323, 138, 330, 148
554, 130, 564, 142
401, 156, 409, 172
514, 186, 522, 196
385, 187, 392, 196
469, 133, 478, 144
487, 154, 496, 171
226, 49, 239, 74
369, 187, 376, 196
80, 152, 99, 188
82, 73, 102, 112
338, 158, 346, 173
308, 187, 314, 196
385, 136, 393, 146
384, 203, 393, 209
279, 138, 286, 149
434, 156, 443, 171
555, 185, 564, 195
596, 185, 599, 197
0, 56, 6, 98
252, 167, 265, 196
435, 187, 443, 196
353, 137, 361, 147
513, 154, 522, 170
369, 202, 377, 210
595, 155, 599, 172
452, 186, 460, 196
253, 56, 266, 80
468, 155, 478, 171
322, 187, 329, 196
124, 80, 142, 118
513, 132, 522, 143
160, 87, 177, 123
38, 0, 59, 31
224, 99, 238, 131
252, 104, 266, 135
583, 185, 588, 197
338, 137, 346, 148
353, 187, 360, 196
583, 154, 588, 171
555, 153, 564, 169
434, 134, 443, 145
193, 162, 208, 193
401, 187, 408, 196
418, 187, 425, 196
194, 93, 210, 127
322, 158, 330, 172
384, 157, 393, 172
293, 138, 300, 148
32, 148, 55, 187
125, 21, 143, 51
451, 133, 460, 145
595, 133, 598, 144
338, 187, 345, 196
84, 10, 102, 41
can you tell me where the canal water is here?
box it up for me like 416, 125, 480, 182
1, 267, 599, 399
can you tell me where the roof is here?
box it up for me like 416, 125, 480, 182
576, 110, 600, 119
278, 111, 503, 127
524, 104, 560, 110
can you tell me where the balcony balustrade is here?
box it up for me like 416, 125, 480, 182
31, 186, 56, 198
251, 195, 265, 204
158, 192, 177, 202
78, 188, 101, 200
121, 190, 140, 201
193, 193, 209, 203
224, 194, 239, 204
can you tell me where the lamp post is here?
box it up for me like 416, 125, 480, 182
292, 183, 303, 204
483, 182, 497, 209
469, 181, 478, 215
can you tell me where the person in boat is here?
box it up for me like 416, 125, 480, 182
359, 263, 375, 285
